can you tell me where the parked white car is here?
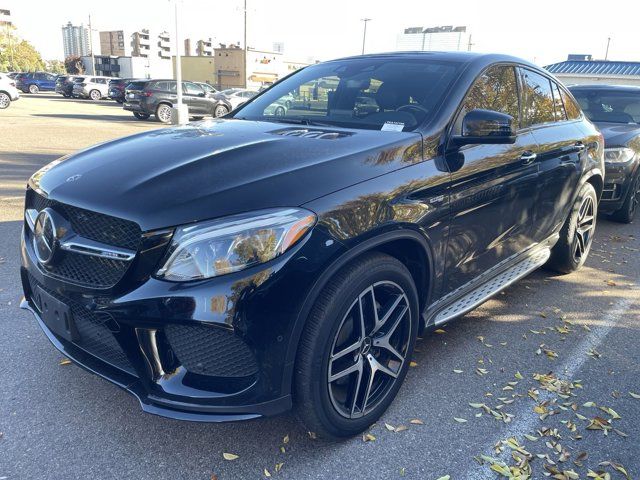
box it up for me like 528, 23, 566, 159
72, 76, 112, 100
219, 88, 257, 110
0, 73, 20, 109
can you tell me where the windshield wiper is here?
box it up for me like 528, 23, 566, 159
261, 116, 336, 128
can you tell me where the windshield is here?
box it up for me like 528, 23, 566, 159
571, 89, 640, 124
232, 57, 463, 131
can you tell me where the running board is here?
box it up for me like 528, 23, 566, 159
428, 247, 551, 326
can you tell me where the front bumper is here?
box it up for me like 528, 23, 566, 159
20, 213, 342, 422
599, 160, 639, 213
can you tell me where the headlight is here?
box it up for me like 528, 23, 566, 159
604, 147, 635, 163
156, 208, 316, 281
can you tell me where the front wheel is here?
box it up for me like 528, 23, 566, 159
28, 84, 39, 94
133, 112, 150, 120
295, 253, 419, 439
0, 92, 11, 109
546, 182, 597, 274
214, 104, 229, 117
611, 173, 640, 224
156, 104, 172, 123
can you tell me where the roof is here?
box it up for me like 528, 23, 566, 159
545, 60, 640, 77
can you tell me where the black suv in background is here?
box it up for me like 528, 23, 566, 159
21, 52, 603, 439
123, 79, 232, 122
108, 78, 142, 104
54, 75, 80, 98
569, 84, 640, 222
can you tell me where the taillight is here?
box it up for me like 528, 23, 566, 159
140, 92, 153, 97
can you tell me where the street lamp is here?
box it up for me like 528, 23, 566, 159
172, 0, 188, 125
361, 18, 371, 55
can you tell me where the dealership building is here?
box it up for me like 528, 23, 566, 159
545, 55, 640, 87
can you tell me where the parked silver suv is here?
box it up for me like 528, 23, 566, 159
0, 73, 20, 109
72, 76, 111, 100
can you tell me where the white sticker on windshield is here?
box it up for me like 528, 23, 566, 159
381, 121, 405, 132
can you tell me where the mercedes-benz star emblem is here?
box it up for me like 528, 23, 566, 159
33, 208, 57, 265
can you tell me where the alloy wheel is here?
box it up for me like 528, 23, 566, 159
157, 105, 172, 123
214, 105, 228, 117
573, 195, 595, 262
630, 175, 640, 218
90, 90, 101, 101
0, 93, 10, 109
29, 84, 39, 94
327, 281, 411, 419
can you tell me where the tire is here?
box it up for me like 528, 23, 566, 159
133, 112, 150, 120
192, 116, 204, 120
115, 98, 124, 104
611, 172, 640, 224
274, 106, 286, 116
0, 92, 10, 109
295, 252, 419, 439
89, 89, 101, 101
28, 84, 39, 94
214, 104, 229, 117
63, 93, 71, 98
156, 103, 172, 123
546, 182, 598, 274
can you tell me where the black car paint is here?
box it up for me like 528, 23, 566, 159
21, 52, 604, 421
568, 85, 640, 213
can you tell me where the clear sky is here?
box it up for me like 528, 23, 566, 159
5, 0, 639, 67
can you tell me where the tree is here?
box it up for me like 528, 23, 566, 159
0, 27, 46, 72
64, 55, 85, 74
47, 60, 66, 74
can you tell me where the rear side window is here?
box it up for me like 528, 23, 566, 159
551, 82, 567, 121
519, 68, 555, 127
454, 65, 520, 133
560, 89, 582, 120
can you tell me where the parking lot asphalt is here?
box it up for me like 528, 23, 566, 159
0, 95, 639, 480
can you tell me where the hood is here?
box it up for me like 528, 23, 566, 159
593, 122, 640, 147
31, 119, 422, 231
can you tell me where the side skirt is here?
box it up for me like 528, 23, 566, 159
423, 235, 558, 327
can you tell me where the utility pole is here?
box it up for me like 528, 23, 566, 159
467, 34, 474, 52
361, 18, 371, 55
88, 15, 95, 75
172, 0, 187, 124
605, 37, 611, 61
243, 0, 247, 88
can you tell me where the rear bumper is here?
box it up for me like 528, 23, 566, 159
123, 102, 146, 113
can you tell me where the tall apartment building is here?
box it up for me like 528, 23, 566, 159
396, 25, 470, 52
62, 21, 91, 57
0, 8, 12, 29
100, 30, 133, 56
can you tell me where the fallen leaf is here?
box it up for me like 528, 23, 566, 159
409, 361, 418, 367
629, 392, 640, 399
435, 476, 451, 480
283, 434, 289, 444
264, 468, 271, 477
362, 433, 376, 442
434, 328, 446, 334
453, 369, 463, 374
223, 453, 239, 461
409, 419, 424, 425
59, 358, 72, 366
385, 423, 395, 431
453, 417, 468, 423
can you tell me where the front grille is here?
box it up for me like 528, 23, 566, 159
28, 274, 137, 376
165, 324, 259, 378
27, 189, 141, 250
26, 189, 141, 288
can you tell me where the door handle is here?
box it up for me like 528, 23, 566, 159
520, 151, 537, 164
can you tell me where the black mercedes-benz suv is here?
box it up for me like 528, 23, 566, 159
20, 52, 604, 439
569, 85, 640, 223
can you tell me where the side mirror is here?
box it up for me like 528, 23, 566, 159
451, 109, 516, 146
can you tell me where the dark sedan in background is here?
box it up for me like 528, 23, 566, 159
55, 75, 80, 98
108, 78, 142, 104
570, 85, 640, 222
20, 52, 603, 439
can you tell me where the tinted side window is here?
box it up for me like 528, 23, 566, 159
183, 82, 203, 95
520, 69, 555, 127
560, 89, 581, 120
455, 65, 520, 134
551, 82, 567, 121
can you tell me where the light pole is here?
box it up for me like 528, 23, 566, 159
605, 36, 611, 61
172, 0, 188, 124
361, 18, 371, 55
243, 0, 248, 88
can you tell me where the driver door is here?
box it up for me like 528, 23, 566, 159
443, 65, 540, 294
